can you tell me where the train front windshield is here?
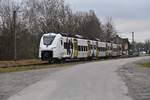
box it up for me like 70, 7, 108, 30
43, 35, 55, 45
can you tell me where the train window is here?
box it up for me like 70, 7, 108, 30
104, 47, 106, 51
61, 40, 63, 45
111, 46, 113, 50
80, 46, 82, 51
91, 45, 93, 49
95, 45, 97, 49
100, 47, 102, 51
64, 42, 67, 49
98, 47, 99, 51
64, 42, 73, 49
78, 46, 81, 51
69, 42, 72, 49
82, 46, 84, 51
86, 46, 87, 51
86, 46, 88, 51
84, 46, 86, 51
43, 35, 55, 45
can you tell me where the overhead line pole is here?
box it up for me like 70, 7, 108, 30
132, 32, 134, 43
131, 32, 136, 55
13, 10, 17, 61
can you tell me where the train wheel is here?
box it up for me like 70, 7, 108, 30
61, 58, 66, 63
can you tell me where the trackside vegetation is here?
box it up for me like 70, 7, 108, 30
0, 60, 94, 73
0, 0, 117, 60
140, 62, 150, 68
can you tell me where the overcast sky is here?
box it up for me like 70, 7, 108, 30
66, 0, 150, 42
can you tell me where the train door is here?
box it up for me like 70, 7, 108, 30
73, 39, 78, 58
96, 42, 99, 57
106, 43, 108, 56
59, 38, 64, 58
87, 41, 91, 57
66, 38, 70, 56
92, 41, 95, 57
110, 43, 113, 57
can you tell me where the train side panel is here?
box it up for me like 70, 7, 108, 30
112, 44, 118, 57
98, 42, 107, 57
39, 33, 124, 62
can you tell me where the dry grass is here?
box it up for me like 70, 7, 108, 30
0, 63, 74, 73
0, 59, 47, 68
141, 62, 150, 68
0, 60, 90, 73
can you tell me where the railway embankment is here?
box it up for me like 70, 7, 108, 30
0, 56, 127, 68
0, 59, 47, 68
119, 59, 150, 100
0, 55, 142, 73
0, 54, 142, 68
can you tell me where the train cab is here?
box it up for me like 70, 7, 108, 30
39, 33, 63, 61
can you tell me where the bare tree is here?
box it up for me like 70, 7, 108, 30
103, 17, 117, 42
0, 0, 118, 60
0, 0, 22, 60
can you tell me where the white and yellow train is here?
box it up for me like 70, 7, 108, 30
39, 33, 122, 62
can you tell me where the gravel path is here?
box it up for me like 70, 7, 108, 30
8, 57, 150, 100
0, 67, 67, 100
119, 59, 150, 100
1, 57, 150, 100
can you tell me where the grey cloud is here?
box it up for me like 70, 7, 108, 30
67, 0, 150, 42
69, 0, 150, 19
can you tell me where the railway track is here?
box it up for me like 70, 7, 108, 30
0, 55, 140, 73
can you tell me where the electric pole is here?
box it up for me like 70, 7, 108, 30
132, 32, 134, 43
131, 32, 136, 55
13, 10, 17, 61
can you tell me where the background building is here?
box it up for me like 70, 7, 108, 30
112, 35, 130, 55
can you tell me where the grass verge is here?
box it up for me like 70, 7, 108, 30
139, 62, 150, 68
0, 61, 90, 73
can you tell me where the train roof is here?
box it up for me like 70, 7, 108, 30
43, 33, 57, 36
42, 33, 119, 44
60, 33, 102, 41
